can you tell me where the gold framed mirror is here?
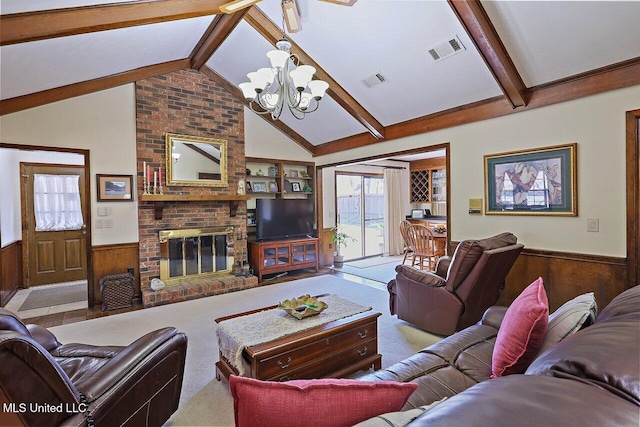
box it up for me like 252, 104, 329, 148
165, 133, 228, 187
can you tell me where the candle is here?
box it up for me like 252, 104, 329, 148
147, 165, 151, 184
159, 167, 162, 183
154, 171, 157, 188
143, 161, 146, 182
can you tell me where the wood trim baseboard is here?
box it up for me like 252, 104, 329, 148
91, 242, 140, 306
1, 241, 22, 307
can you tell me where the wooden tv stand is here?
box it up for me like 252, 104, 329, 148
248, 237, 319, 282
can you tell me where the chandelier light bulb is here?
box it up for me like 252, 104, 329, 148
239, 82, 256, 100
289, 68, 313, 91
266, 49, 290, 69
307, 80, 329, 100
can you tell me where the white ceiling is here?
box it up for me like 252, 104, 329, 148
2, 0, 640, 150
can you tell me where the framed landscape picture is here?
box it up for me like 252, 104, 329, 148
252, 181, 267, 192
97, 174, 134, 202
484, 143, 577, 216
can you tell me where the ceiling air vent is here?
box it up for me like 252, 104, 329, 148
362, 73, 387, 88
427, 36, 466, 62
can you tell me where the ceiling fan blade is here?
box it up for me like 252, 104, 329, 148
282, 0, 302, 33
219, 0, 263, 14
317, 0, 357, 6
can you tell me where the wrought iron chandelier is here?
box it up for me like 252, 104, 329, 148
238, 37, 329, 120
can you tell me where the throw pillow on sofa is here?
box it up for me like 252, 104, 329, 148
229, 376, 418, 427
536, 292, 597, 355
491, 277, 549, 378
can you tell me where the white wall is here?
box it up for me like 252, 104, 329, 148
0, 85, 139, 246
316, 85, 640, 258
244, 107, 314, 161
2, 82, 637, 258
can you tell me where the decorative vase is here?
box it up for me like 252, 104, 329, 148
333, 254, 344, 268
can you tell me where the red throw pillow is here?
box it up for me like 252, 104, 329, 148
229, 376, 418, 427
491, 277, 549, 378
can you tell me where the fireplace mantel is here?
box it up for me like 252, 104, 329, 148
140, 194, 250, 219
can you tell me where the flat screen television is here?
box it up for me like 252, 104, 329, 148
256, 198, 315, 241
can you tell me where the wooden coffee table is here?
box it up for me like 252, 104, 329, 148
215, 302, 382, 382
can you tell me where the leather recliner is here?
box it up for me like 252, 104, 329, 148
388, 232, 523, 335
0, 308, 188, 426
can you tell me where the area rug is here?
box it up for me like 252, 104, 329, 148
19, 282, 87, 311
346, 255, 404, 269
338, 259, 403, 284
49, 275, 440, 427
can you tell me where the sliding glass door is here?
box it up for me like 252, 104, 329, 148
336, 173, 384, 261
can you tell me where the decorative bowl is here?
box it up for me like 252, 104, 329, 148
279, 295, 328, 320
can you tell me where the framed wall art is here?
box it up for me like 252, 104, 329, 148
484, 143, 577, 216
253, 182, 267, 192
97, 174, 134, 202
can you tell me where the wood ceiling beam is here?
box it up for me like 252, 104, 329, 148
244, 7, 386, 140
0, 59, 190, 116
200, 66, 317, 155
191, 10, 249, 70
1, 0, 229, 46
447, 0, 529, 108
313, 58, 640, 157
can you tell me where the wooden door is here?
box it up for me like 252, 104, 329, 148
21, 164, 88, 287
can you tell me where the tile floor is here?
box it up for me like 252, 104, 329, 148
5, 280, 89, 320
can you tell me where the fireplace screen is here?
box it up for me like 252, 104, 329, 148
159, 227, 234, 283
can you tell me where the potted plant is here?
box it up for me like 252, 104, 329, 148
331, 226, 354, 268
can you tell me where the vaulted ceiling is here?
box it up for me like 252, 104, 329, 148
2, 0, 640, 157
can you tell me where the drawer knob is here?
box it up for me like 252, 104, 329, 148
358, 347, 368, 357
278, 357, 292, 369
358, 330, 368, 339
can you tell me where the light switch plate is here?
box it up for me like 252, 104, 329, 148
587, 218, 599, 232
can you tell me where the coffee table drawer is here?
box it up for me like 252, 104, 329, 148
257, 321, 377, 379
321, 338, 378, 375
326, 321, 377, 348
258, 339, 329, 378
263, 339, 379, 381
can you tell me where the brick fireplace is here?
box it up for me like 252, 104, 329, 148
136, 69, 258, 307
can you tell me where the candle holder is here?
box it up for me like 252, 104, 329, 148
158, 184, 163, 195
143, 181, 150, 195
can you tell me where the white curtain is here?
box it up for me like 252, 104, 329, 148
34, 174, 84, 231
383, 169, 404, 256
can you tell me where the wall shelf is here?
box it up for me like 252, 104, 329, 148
139, 194, 250, 220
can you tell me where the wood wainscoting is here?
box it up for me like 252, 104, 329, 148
502, 248, 627, 311
1, 241, 22, 307
92, 242, 140, 307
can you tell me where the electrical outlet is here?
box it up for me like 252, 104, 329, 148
96, 219, 103, 229
104, 219, 114, 228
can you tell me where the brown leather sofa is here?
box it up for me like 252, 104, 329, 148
361, 285, 640, 426
388, 232, 523, 335
0, 308, 188, 426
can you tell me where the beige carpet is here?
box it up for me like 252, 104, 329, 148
50, 275, 440, 427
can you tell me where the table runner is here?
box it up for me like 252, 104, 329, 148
216, 294, 372, 376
